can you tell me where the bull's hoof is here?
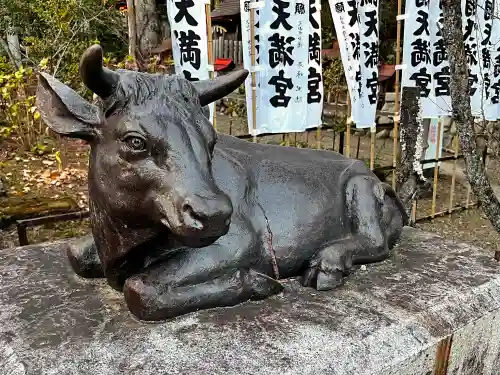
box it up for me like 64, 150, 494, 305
302, 267, 345, 290
246, 269, 284, 300
66, 235, 105, 279
301, 247, 353, 291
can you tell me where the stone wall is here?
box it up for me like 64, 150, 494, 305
1, 228, 500, 374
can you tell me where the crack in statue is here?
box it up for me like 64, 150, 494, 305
36, 45, 409, 322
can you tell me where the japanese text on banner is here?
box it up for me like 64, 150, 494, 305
478, 0, 496, 120
308, 0, 324, 128
167, 0, 214, 122
255, 0, 310, 134
329, 0, 361, 123
461, 0, 483, 117
401, 0, 436, 117
491, 0, 500, 119
357, 0, 379, 128
240, 0, 261, 132
428, 0, 451, 117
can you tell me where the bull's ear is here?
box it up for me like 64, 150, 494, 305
36, 72, 102, 141
192, 69, 249, 107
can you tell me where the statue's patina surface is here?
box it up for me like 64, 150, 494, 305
36, 45, 408, 321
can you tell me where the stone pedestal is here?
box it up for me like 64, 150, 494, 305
1, 228, 499, 375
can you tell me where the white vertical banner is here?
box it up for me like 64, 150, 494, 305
307, 0, 324, 128
429, 0, 452, 116
167, 0, 214, 122
423, 118, 445, 169
253, 0, 310, 134
329, 0, 361, 123
357, 0, 379, 127
240, 0, 261, 133
479, 0, 496, 120
401, 0, 435, 117
462, 0, 482, 117
492, 0, 500, 119
475, 0, 493, 119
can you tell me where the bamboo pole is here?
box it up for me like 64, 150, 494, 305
355, 135, 361, 158
205, 3, 217, 130
448, 133, 459, 212
370, 124, 376, 170
416, 202, 480, 223
466, 184, 472, 206
392, 0, 403, 189
249, 3, 258, 143
431, 119, 442, 217
464, 130, 472, 206
411, 200, 417, 224
346, 96, 351, 157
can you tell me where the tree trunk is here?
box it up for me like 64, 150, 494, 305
0, 38, 20, 69
135, 0, 161, 60
6, 30, 22, 67
395, 86, 429, 220
441, 0, 500, 232
396, 87, 420, 189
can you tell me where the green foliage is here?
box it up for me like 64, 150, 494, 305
0, 0, 129, 154
378, 0, 398, 63
280, 139, 309, 148
0, 56, 10, 74
0, 0, 128, 96
0, 64, 47, 151
104, 54, 175, 75
320, 0, 334, 48
322, 57, 346, 93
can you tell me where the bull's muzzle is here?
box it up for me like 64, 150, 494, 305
156, 191, 233, 244
181, 193, 233, 236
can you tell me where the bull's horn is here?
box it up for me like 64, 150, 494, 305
192, 69, 249, 107
79, 44, 120, 99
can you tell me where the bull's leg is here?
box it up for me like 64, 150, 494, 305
123, 218, 284, 321
124, 263, 283, 321
302, 176, 405, 291
65, 234, 104, 278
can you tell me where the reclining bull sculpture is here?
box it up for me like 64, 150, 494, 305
36, 45, 408, 322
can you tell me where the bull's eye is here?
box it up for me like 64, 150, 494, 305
124, 136, 146, 151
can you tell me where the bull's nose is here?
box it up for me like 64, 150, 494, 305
181, 195, 233, 231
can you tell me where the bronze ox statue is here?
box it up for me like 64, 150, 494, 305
36, 45, 408, 322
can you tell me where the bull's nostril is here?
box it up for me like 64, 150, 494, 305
181, 196, 232, 231
182, 203, 192, 216
184, 205, 205, 221
182, 201, 205, 229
